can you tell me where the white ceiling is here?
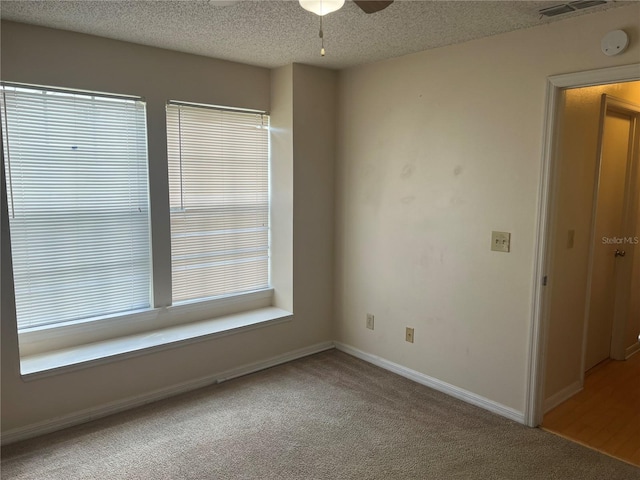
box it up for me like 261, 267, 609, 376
0, 1, 631, 69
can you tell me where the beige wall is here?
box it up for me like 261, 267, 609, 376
1, 22, 336, 433
335, 4, 640, 414
292, 64, 337, 325
545, 81, 640, 401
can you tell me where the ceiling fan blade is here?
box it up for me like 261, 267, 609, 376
354, 1, 394, 14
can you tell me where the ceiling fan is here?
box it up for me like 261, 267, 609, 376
299, 1, 394, 15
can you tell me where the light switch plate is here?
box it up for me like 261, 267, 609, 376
567, 229, 575, 249
491, 231, 511, 253
405, 327, 414, 343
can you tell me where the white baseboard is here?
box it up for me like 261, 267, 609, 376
543, 380, 582, 413
334, 342, 525, 424
1, 341, 334, 446
625, 342, 640, 359
215, 341, 334, 383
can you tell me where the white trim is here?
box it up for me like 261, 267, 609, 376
20, 306, 292, 379
580, 93, 608, 375
335, 342, 525, 424
547, 64, 640, 89
527, 63, 640, 428
525, 71, 561, 428
626, 342, 640, 359
215, 341, 333, 383
1, 341, 334, 446
19, 289, 274, 356
543, 381, 582, 413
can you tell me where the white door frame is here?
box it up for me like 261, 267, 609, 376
525, 63, 640, 428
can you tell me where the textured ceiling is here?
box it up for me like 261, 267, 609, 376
0, 0, 631, 69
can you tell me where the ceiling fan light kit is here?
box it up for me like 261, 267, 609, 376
299, 0, 345, 16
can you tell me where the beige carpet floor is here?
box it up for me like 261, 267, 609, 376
2, 349, 639, 479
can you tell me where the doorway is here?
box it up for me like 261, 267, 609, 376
540, 82, 640, 416
585, 96, 640, 371
526, 65, 640, 464
541, 89, 640, 465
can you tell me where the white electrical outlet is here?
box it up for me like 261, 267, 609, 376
366, 313, 375, 330
491, 231, 511, 253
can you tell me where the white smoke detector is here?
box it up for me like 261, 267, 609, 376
601, 30, 629, 56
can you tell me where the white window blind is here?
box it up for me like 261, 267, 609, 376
1, 84, 151, 330
166, 102, 269, 303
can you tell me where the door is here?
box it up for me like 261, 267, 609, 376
585, 96, 640, 371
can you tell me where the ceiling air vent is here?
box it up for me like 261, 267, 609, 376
539, 0, 607, 17
569, 0, 608, 9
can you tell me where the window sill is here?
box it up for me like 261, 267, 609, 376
20, 307, 292, 380
19, 289, 274, 356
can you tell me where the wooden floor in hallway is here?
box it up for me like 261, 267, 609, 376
542, 351, 640, 467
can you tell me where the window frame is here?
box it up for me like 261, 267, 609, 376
166, 100, 271, 305
1, 82, 153, 331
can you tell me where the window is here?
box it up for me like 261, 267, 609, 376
1, 84, 151, 330
1, 83, 282, 373
166, 102, 270, 303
